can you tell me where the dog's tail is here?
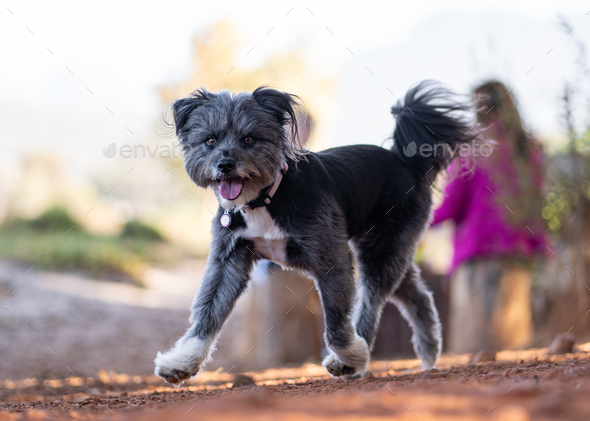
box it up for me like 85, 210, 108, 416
390, 80, 479, 185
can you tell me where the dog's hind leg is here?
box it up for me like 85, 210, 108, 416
290, 235, 370, 379
390, 262, 442, 370
352, 233, 413, 355
351, 192, 440, 370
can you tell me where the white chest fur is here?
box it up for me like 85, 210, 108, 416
238, 207, 289, 268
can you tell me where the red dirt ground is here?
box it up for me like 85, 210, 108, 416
2, 345, 590, 420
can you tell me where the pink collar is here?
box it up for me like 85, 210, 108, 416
245, 162, 288, 210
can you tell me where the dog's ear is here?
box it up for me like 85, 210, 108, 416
252, 87, 298, 127
252, 87, 307, 162
171, 89, 211, 137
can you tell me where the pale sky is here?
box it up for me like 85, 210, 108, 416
1, 0, 589, 177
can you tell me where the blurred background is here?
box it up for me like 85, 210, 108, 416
1, 0, 590, 382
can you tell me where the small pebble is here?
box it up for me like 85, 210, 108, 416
547, 333, 576, 355
232, 374, 255, 387
471, 350, 497, 364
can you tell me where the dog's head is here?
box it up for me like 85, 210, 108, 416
171, 87, 303, 208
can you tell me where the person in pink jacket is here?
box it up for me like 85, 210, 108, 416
431, 81, 548, 354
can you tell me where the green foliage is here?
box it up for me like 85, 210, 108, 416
0, 209, 176, 282
0, 227, 145, 276
542, 190, 575, 233
11, 207, 76, 232
120, 220, 164, 241
542, 128, 590, 235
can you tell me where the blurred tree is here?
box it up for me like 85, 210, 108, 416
537, 17, 590, 338
159, 20, 333, 157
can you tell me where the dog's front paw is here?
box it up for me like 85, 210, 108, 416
323, 353, 362, 378
154, 363, 192, 386
154, 337, 210, 387
154, 350, 201, 387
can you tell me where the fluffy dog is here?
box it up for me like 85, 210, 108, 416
155, 81, 478, 385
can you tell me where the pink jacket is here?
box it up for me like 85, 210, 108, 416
431, 152, 548, 274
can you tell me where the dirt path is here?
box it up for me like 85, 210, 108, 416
0, 261, 257, 381
2, 346, 590, 420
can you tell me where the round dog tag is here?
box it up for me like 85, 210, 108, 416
220, 211, 231, 228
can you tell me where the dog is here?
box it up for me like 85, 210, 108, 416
154, 81, 478, 386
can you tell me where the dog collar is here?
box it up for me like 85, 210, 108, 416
245, 162, 288, 210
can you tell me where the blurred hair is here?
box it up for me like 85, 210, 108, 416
473, 81, 531, 160
474, 81, 546, 229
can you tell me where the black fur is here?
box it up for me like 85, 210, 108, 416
154, 82, 477, 385
391, 80, 478, 185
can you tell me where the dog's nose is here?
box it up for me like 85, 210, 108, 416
217, 158, 236, 174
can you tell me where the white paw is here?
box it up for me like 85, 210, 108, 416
322, 335, 370, 379
421, 358, 437, 371
154, 337, 210, 387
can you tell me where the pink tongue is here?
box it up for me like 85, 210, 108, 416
219, 177, 243, 200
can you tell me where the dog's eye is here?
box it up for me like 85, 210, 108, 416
244, 137, 253, 144
207, 138, 216, 146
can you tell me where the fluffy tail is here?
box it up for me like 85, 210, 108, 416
391, 80, 479, 185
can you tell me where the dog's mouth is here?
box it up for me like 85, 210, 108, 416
218, 176, 244, 201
